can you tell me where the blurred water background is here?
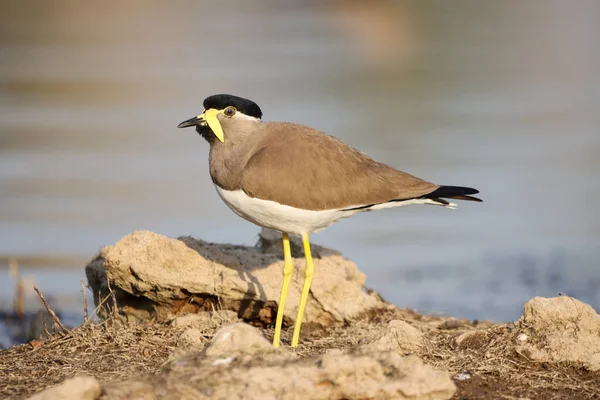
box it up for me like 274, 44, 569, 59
1, 0, 599, 347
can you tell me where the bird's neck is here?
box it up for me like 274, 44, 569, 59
208, 139, 253, 191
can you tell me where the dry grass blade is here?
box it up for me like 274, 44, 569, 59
80, 278, 89, 324
106, 277, 119, 319
91, 291, 115, 321
33, 286, 67, 332
8, 257, 25, 319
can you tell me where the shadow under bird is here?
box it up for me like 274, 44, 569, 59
178, 94, 481, 348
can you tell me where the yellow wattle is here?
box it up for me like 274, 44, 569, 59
200, 108, 225, 142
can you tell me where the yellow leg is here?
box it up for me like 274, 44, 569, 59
273, 232, 293, 348
291, 233, 314, 348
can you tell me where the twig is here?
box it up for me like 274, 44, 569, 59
34, 286, 67, 331
111, 291, 118, 319
42, 319, 52, 339
9, 257, 25, 319
106, 278, 119, 319
8, 256, 19, 281
92, 291, 112, 320
80, 279, 88, 324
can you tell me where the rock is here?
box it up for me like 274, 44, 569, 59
205, 323, 272, 357
27, 375, 101, 400
516, 296, 600, 370
85, 230, 383, 327
454, 330, 488, 350
174, 311, 240, 348
99, 380, 155, 400
437, 319, 465, 330
256, 228, 304, 255
454, 330, 479, 347
171, 310, 238, 328
256, 228, 341, 258
454, 371, 472, 381
85, 253, 110, 310
172, 313, 212, 328
516, 333, 528, 342
362, 320, 423, 354
103, 345, 455, 400
178, 328, 206, 348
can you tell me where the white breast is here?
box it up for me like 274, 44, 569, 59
214, 185, 456, 235
215, 186, 358, 235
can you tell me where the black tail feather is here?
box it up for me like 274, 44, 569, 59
341, 185, 481, 212
422, 186, 482, 202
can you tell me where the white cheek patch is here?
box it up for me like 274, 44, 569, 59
232, 113, 261, 122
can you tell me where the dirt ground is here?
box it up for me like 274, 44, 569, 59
1, 303, 599, 400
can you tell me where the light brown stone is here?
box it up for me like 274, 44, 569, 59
454, 330, 484, 347
204, 322, 272, 357
85, 230, 383, 327
516, 296, 600, 370
363, 319, 423, 354
27, 375, 101, 400
171, 310, 238, 328
177, 328, 205, 348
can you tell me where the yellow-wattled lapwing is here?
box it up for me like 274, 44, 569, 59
178, 94, 481, 348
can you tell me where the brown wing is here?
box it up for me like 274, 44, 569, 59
240, 122, 439, 211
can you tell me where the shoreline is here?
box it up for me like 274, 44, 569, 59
1, 230, 599, 400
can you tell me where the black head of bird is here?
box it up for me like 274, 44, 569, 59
177, 94, 263, 144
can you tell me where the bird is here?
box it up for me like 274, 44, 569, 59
178, 94, 481, 348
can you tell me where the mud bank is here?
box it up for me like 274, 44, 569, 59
1, 230, 599, 399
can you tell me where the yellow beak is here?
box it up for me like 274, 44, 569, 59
177, 108, 225, 143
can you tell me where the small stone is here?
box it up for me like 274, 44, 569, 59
454, 331, 479, 346
362, 320, 423, 354
26, 375, 101, 400
454, 330, 487, 350
517, 333, 528, 342
173, 310, 239, 329
205, 323, 271, 357
178, 328, 206, 348
213, 310, 239, 322
172, 313, 211, 328
212, 356, 236, 366
454, 371, 471, 381
437, 319, 464, 330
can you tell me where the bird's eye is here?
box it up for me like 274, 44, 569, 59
223, 106, 237, 117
